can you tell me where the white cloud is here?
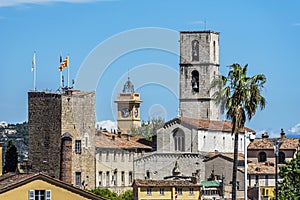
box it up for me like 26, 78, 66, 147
255, 129, 279, 138
96, 120, 117, 131
0, 0, 111, 8
289, 123, 300, 134
292, 23, 300, 26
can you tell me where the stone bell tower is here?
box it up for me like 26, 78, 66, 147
179, 31, 220, 120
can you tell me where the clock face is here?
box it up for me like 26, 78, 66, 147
134, 108, 138, 118
121, 108, 130, 118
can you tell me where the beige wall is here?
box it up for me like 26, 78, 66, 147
0, 179, 93, 200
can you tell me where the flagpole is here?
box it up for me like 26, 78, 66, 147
34, 61, 36, 91
60, 70, 63, 91
67, 55, 70, 89
32, 51, 37, 91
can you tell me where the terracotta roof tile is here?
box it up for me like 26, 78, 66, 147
247, 162, 279, 174
204, 153, 245, 162
163, 117, 255, 133
0, 173, 35, 190
248, 137, 299, 150
95, 131, 152, 150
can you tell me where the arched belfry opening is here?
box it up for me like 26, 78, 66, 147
191, 70, 199, 93
192, 40, 199, 61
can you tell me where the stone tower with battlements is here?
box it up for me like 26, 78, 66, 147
28, 90, 96, 189
179, 31, 220, 120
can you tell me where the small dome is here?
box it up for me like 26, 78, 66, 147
122, 77, 135, 93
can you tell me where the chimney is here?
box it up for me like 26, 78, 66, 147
0, 142, 2, 175
280, 128, 286, 139
262, 132, 269, 138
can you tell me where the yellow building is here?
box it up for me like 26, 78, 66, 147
260, 186, 275, 200
132, 179, 202, 200
0, 173, 105, 200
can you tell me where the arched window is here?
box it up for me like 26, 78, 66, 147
258, 152, 267, 162
191, 70, 199, 93
191, 40, 199, 61
173, 128, 185, 152
279, 152, 285, 164
83, 132, 89, 148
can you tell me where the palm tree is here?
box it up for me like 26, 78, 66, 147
211, 64, 266, 200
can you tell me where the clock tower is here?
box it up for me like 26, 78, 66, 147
115, 78, 142, 134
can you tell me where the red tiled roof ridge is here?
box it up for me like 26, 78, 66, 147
95, 131, 152, 150
248, 137, 299, 150
163, 117, 255, 133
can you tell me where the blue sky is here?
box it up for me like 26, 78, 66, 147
1, 0, 300, 138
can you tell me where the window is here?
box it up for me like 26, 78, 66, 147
121, 151, 125, 162
113, 151, 117, 162
191, 70, 199, 93
75, 172, 81, 187
129, 152, 132, 161
113, 171, 117, 186
177, 188, 183, 195
189, 188, 194, 195
106, 151, 110, 162
121, 171, 125, 185
75, 140, 81, 154
191, 40, 199, 61
98, 171, 103, 186
99, 151, 102, 161
159, 188, 164, 195
213, 41, 216, 61
146, 170, 150, 179
258, 152, 267, 162
279, 152, 285, 164
129, 171, 133, 184
146, 187, 152, 195
106, 171, 110, 186
173, 128, 185, 152
84, 133, 89, 148
28, 190, 51, 200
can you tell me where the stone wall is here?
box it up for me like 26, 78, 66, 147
28, 92, 62, 178
134, 152, 206, 182
61, 91, 96, 189
28, 91, 96, 188
179, 31, 220, 121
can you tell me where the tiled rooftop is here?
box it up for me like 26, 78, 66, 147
204, 152, 245, 162
248, 137, 299, 150
0, 173, 35, 190
163, 117, 255, 133
95, 130, 152, 150
247, 162, 280, 175
133, 179, 200, 187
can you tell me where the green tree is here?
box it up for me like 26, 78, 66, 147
89, 188, 133, 200
131, 117, 164, 140
4, 140, 18, 173
278, 142, 300, 199
211, 64, 266, 200
118, 190, 133, 200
